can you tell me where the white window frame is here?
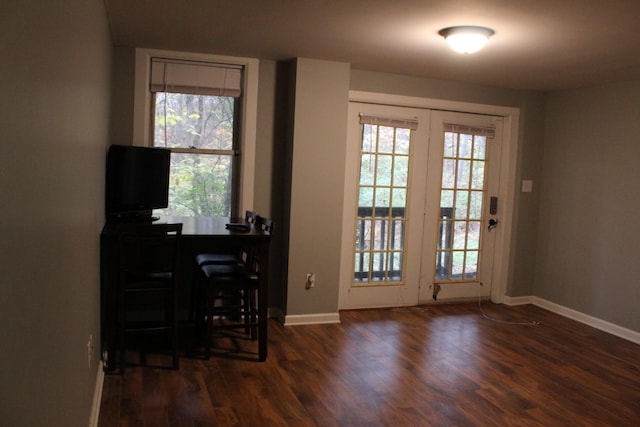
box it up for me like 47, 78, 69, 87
133, 48, 259, 216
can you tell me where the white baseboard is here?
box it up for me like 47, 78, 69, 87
531, 297, 640, 345
502, 295, 534, 306
88, 362, 105, 427
284, 312, 341, 326
504, 295, 640, 345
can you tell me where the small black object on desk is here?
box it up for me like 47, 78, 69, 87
225, 223, 250, 232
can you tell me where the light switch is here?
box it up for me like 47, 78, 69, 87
521, 180, 533, 193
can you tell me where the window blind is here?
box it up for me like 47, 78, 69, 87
444, 123, 495, 138
359, 114, 419, 130
150, 58, 243, 97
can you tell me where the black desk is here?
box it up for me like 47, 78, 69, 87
100, 216, 272, 368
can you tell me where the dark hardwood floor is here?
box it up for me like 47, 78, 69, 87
98, 303, 640, 426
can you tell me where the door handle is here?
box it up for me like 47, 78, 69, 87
488, 218, 498, 230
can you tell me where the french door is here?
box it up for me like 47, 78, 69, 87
339, 104, 504, 309
423, 110, 503, 303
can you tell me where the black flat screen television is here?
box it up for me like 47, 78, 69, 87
105, 144, 171, 222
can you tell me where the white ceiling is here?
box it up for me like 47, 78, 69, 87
104, 0, 640, 91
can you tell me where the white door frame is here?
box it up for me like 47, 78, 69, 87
339, 91, 520, 306
339, 103, 432, 309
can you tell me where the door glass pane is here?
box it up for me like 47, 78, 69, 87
373, 219, 388, 250
459, 134, 473, 158
441, 190, 454, 209
372, 252, 386, 281
455, 191, 469, 219
471, 160, 485, 190
378, 126, 395, 153
389, 251, 403, 281
456, 160, 471, 189
444, 132, 457, 157
469, 191, 483, 219
467, 221, 481, 249
473, 137, 486, 159
375, 187, 390, 208
392, 188, 407, 208
393, 157, 409, 186
376, 155, 393, 185
360, 155, 375, 185
362, 125, 376, 151
442, 159, 456, 188
390, 218, 404, 249
355, 219, 371, 250
451, 251, 464, 278
359, 187, 374, 208
395, 128, 410, 154
353, 119, 414, 285
465, 251, 479, 279
434, 126, 490, 282
453, 221, 467, 249
354, 252, 370, 281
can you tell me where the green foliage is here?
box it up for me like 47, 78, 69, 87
153, 92, 235, 217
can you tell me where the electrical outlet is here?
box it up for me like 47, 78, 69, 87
102, 351, 109, 368
305, 272, 315, 289
87, 334, 94, 369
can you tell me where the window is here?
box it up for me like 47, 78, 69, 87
434, 124, 493, 281
150, 58, 244, 218
353, 115, 416, 285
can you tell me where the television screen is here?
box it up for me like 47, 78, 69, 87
105, 144, 171, 221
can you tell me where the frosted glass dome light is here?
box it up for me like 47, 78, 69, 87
439, 26, 495, 54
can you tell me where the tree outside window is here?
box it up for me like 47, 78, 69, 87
153, 92, 238, 217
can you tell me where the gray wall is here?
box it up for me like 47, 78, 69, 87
536, 80, 640, 331
350, 69, 524, 108
0, 1, 112, 426
285, 58, 351, 316
508, 91, 547, 297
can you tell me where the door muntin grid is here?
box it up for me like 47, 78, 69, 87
353, 121, 413, 285
435, 128, 490, 282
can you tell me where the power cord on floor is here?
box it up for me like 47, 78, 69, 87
478, 283, 539, 326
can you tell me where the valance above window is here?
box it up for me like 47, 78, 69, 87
444, 122, 495, 138
150, 58, 243, 97
359, 114, 419, 130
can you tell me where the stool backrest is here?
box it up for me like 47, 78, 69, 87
255, 216, 274, 234
245, 210, 257, 224
117, 223, 183, 277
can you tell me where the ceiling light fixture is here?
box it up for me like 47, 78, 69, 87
439, 26, 494, 54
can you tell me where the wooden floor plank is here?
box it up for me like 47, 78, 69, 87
99, 303, 640, 426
